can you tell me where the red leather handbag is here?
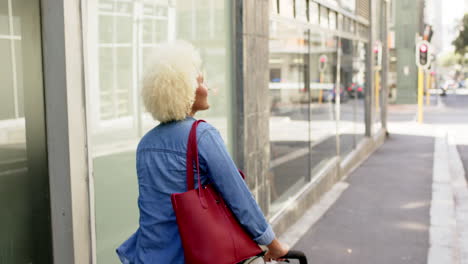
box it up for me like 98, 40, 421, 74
171, 120, 262, 264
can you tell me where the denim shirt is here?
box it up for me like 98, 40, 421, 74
116, 117, 275, 264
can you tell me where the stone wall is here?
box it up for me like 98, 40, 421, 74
237, 0, 271, 213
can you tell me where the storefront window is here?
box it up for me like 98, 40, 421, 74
355, 41, 367, 143
84, 1, 233, 262
269, 21, 310, 215
338, 38, 361, 156
309, 33, 338, 175
0, 0, 51, 262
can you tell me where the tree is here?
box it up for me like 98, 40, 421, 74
452, 14, 468, 55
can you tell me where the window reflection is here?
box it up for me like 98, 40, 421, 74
269, 22, 310, 214
269, 23, 341, 215
339, 38, 356, 156
86, 1, 233, 263
0, 0, 49, 262
309, 33, 338, 174
337, 39, 367, 157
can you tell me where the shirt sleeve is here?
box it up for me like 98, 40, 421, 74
197, 127, 275, 246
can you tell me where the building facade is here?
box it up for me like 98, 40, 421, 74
393, 0, 425, 104
0, 0, 390, 263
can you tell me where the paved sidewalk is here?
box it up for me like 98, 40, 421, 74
293, 133, 434, 264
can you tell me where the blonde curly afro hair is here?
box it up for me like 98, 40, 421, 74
141, 41, 201, 123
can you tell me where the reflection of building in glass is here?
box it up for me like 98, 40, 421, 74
267, 0, 376, 217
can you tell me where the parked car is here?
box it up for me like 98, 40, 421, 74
346, 83, 365, 98
329, 84, 350, 103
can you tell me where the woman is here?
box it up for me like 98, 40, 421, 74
116, 41, 288, 263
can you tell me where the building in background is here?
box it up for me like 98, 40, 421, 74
0, 0, 390, 263
393, 0, 425, 104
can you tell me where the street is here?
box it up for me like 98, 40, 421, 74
280, 90, 468, 264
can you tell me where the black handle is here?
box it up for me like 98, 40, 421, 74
282, 250, 307, 264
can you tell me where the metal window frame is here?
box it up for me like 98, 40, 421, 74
364, 0, 374, 137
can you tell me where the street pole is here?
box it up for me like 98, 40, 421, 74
365, 0, 375, 137
375, 69, 380, 111
426, 71, 431, 105
418, 67, 424, 123
319, 72, 323, 104
381, 0, 390, 133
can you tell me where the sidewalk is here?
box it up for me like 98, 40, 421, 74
277, 93, 468, 264
283, 132, 434, 264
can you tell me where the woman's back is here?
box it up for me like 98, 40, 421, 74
117, 117, 212, 264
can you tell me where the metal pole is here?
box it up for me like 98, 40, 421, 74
426, 71, 431, 105
381, 0, 390, 132
335, 37, 342, 157
418, 67, 424, 123
319, 71, 324, 104
365, 0, 374, 137
375, 69, 380, 111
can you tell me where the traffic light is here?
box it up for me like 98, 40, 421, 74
416, 40, 431, 69
419, 43, 428, 65
319, 55, 327, 72
373, 42, 382, 69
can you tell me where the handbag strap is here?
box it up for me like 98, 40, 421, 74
186, 120, 206, 191
186, 119, 246, 193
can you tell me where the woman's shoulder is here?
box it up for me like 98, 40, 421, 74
196, 120, 217, 133
196, 120, 222, 141
136, 118, 218, 150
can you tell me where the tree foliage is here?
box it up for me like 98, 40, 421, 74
439, 52, 464, 67
453, 13, 468, 55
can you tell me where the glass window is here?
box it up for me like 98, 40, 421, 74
320, 6, 328, 28
270, 0, 279, 15
308, 1, 319, 25
337, 13, 343, 31
0, 0, 51, 262
338, 38, 358, 157
355, 41, 366, 143
350, 20, 355, 33
0, 39, 15, 119
373, 41, 382, 132
295, 0, 307, 22
279, 0, 294, 18
0, 0, 9, 34
85, 1, 234, 263
269, 22, 310, 215
309, 32, 338, 176
329, 11, 337, 30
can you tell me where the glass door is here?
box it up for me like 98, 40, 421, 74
0, 0, 52, 262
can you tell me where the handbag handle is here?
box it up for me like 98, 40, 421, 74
186, 120, 205, 191
186, 120, 209, 208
